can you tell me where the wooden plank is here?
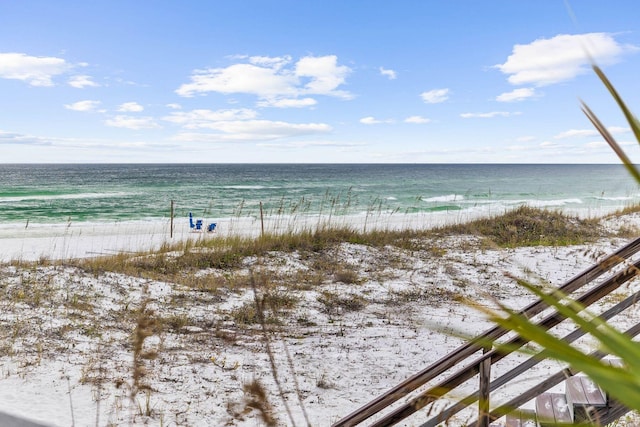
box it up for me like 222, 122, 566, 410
566, 376, 588, 405
604, 357, 625, 368
566, 376, 607, 423
505, 409, 536, 427
536, 393, 573, 426
478, 357, 491, 427
535, 393, 556, 424
566, 376, 605, 406
565, 376, 584, 421
484, 321, 640, 425
580, 377, 606, 406
464, 290, 640, 427
602, 358, 625, 403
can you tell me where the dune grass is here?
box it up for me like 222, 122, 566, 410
62, 205, 610, 288
438, 205, 603, 247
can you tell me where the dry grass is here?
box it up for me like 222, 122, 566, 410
317, 291, 367, 316
242, 379, 277, 426
438, 205, 604, 247
64, 206, 610, 286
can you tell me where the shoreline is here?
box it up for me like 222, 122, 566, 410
0, 205, 627, 263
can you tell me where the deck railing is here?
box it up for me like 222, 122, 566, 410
332, 236, 640, 427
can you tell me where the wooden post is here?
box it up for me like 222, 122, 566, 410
259, 201, 264, 237
170, 200, 174, 238
478, 352, 491, 427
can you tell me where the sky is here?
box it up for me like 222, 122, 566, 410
1, 1, 640, 164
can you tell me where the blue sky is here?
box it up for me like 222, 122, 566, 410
1, 1, 640, 163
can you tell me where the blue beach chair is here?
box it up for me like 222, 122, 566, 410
189, 212, 204, 231
207, 223, 217, 232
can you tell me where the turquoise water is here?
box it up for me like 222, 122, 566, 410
0, 164, 638, 226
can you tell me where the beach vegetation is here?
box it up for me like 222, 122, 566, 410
333, 268, 361, 285
474, 64, 640, 419
609, 203, 640, 217
317, 290, 367, 316
438, 205, 603, 247
69, 205, 607, 287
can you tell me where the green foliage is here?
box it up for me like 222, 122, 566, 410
475, 280, 640, 412
582, 65, 640, 183
479, 64, 640, 416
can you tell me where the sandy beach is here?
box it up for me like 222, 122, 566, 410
0, 211, 639, 426
0, 208, 515, 263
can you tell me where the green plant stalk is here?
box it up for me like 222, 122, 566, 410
513, 280, 640, 370
582, 64, 640, 184
484, 63, 640, 411
592, 65, 640, 143
478, 300, 640, 411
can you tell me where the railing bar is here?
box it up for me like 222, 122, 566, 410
366, 257, 640, 426
479, 321, 640, 425
331, 236, 640, 427
478, 355, 491, 427
419, 289, 640, 427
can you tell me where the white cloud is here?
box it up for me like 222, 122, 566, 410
176, 63, 296, 98
205, 120, 330, 136
118, 102, 144, 112
360, 116, 384, 125
540, 141, 559, 148
172, 120, 331, 142
164, 108, 258, 129
105, 115, 160, 130
495, 33, 637, 86
166, 103, 182, 110
554, 129, 599, 139
516, 136, 536, 142
496, 88, 536, 102
68, 75, 99, 88
421, 88, 449, 104
585, 141, 608, 148
165, 107, 331, 142
506, 144, 530, 151
0, 52, 70, 86
608, 126, 631, 134
176, 54, 352, 103
258, 97, 317, 108
404, 116, 431, 124
554, 126, 629, 139
0, 130, 52, 145
64, 100, 102, 112
248, 55, 291, 70
380, 67, 397, 80
460, 111, 521, 118
258, 140, 365, 148
295, 55, 352, 98
0, 129, 174, 151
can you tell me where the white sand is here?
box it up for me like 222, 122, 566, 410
0, 211, 638, 426
0, 208, 509, 263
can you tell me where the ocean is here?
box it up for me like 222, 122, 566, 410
0, 164, 639, 227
